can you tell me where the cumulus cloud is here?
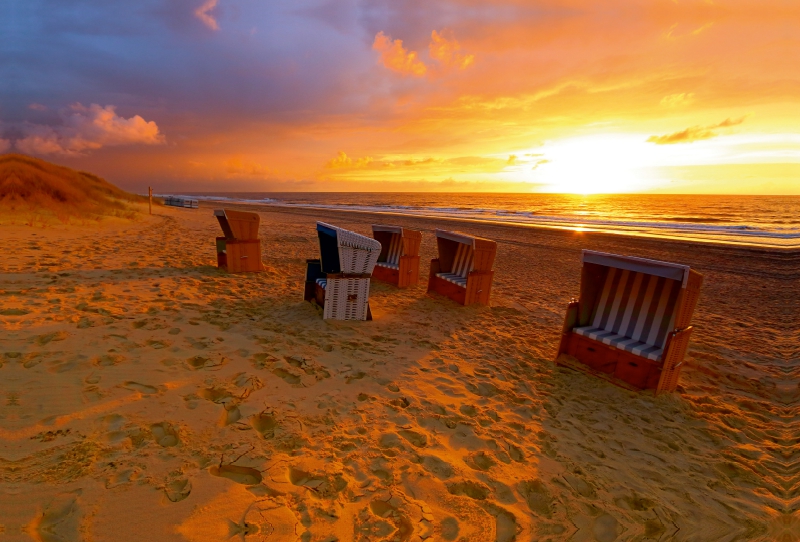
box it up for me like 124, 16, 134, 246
372, 32, 427, 77
15, 103, 165, 156
195, 0, 219, 31
325, 151, 373, 169
28, 103, 48, 111
0, 139, 10, 153
429, 29, 474, 70
647, 117, 746, 145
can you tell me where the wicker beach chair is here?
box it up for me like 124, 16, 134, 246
555, 250, 703, 394
304, 222, 381, 320
214, 209, 265, 273
164, 196, 199, 209
371, 225, 423, 288
427, 229, 497, 306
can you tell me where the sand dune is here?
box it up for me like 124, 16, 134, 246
0, 202, 797, 541
0, 154, 147, 226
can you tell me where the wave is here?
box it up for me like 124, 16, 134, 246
158, 193, 800, 245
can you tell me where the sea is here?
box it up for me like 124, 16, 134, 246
162, 192, 799, 249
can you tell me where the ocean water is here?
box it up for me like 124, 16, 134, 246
165, 192, 800, 248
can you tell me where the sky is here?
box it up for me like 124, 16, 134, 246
1, 0, 799, 194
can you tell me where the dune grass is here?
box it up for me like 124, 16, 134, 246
0, 154, 148, 226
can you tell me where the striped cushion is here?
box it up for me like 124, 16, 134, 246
451, 243, 474, 279
574, 326, 665, 361
579, 267, 681, 359
436, 273, 467, 287
376, 262, 399, 270
385, 233, 403, 266
316, 278, 327, 289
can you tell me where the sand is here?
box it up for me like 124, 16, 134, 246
0, 202, 796, 541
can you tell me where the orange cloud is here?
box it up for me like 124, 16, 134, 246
372, 32, 427, 76
225, 157, 270, 176
0, 139, 10, 153
16, 103, 165, 156
325, 151, 373, 169
647, 117, 746, 144
195, 0, 219, 31
429, 29, 474, 70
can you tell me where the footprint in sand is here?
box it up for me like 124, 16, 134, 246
36, 490, 82, 540
485, 504, 518, 542
251, 412, 279, 439
151, 422, 180, 447
447, 480, 489, 500
465, 451, 496, 471
507, 443, 525, 462
186, 355, 226, 370
421, 456, 454, 479
272, 367, 302, 386
440, 517, 460, 541
398, 429, 428, 448
33, 331, 69, 346
358, 499, 408, 540
165, 478, 192, 502
198, 387, 233, 403
123, 381, 158, 395
220, 403, 242, 426
210, 464, 262, 485
517, 479, 553, 518
93, 353, 126, 366
83, 386, 104, 402
106, 468, 140, 488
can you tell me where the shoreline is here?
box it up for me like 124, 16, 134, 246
199, 200, 799, 265
185, 198, 799, 252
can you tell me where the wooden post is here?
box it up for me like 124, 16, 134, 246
148, 187, 152, 215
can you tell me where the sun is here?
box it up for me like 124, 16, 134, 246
526, 134, 663, 194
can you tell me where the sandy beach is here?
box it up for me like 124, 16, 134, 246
1, 202, 796, 541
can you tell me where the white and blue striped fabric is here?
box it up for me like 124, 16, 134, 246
376, 233, 403, 270
574, 267, 681, 362
316, 278, 327, 289
436, 242, 474, 288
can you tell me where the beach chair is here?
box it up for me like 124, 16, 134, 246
304, 222, 381, 320
427, 229, 497, 306
164, 196, 199, 209
371, 225, 423, 288
555, 250, 703, 394
214, 209, 265, 273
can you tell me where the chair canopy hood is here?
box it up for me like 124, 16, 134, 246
582, 250, 691, 287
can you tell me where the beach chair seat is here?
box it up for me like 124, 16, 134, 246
573, 327, 664, 362
556, 250, 703, 394
427, 229, 496, 306
304, 222, 381, 321
213, 209, 265, 273
371, 225, 422, 287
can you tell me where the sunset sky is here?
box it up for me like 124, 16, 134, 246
1, 0, 799, 194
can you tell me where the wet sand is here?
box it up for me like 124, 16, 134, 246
0, 202, 796, 541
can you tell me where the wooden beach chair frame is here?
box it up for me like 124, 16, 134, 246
303, 222, 381, 320
371, 225, 422, 288
427, 229, 497, 306
555, 250, 703, 394
214, 209, 265, 273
